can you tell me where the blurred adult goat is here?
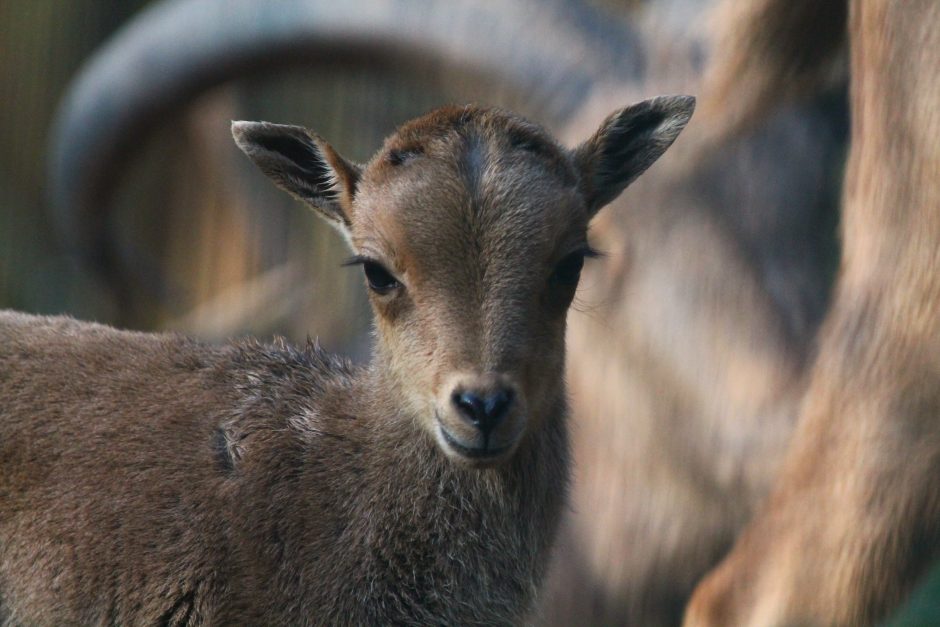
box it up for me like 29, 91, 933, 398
686, 0, 940, 623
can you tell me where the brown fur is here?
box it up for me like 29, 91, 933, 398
43, 2, 852, 622
699, 0, 847, 140
0, 100, 692, 624
685, 1, 940, 624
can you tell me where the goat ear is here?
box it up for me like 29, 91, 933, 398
232, 121, 361, 237
573, 95, 695, 216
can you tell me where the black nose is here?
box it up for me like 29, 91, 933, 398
452, 388, 514, 435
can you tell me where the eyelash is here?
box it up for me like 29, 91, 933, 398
550, 247, 601, 286
344, 256, 401, 295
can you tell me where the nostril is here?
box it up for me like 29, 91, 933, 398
453, 391, 485, 424
484, 389, 513, 423
451, 388, 514, 435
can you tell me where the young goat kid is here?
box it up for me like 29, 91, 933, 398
0, 97, 693, 624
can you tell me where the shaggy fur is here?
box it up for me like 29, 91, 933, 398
0, 312, 565, 624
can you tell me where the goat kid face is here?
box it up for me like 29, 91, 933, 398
233, 97, 694, 467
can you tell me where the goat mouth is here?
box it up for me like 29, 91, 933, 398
438, 426, 512, 460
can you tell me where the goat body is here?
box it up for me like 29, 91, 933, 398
0, 311, 563, 624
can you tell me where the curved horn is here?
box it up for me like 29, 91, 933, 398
48, 0, 643, 279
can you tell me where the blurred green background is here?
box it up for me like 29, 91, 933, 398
1, 0, 148, 319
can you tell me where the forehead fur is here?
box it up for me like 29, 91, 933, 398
354, 106, 586, 271
380, 105, 573, 175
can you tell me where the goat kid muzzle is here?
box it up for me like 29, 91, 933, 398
434, 373, 526, 465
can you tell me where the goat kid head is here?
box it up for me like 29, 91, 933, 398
233, 97, 693, 467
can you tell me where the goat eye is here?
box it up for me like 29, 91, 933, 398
550, 251, 586, 286
363, 261, 400, 294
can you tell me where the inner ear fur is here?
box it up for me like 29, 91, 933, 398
574, 95, 695, 216
232, 121, 361, 235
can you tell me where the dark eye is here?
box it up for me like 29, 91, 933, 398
363, 261, 400, 295
550, 251, 586, 286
